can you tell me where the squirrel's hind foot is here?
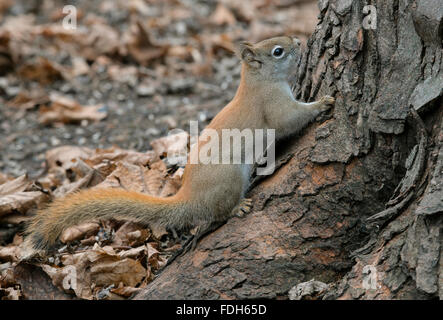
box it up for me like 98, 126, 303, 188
319, 95, 335, 111
231, 198, 253, 218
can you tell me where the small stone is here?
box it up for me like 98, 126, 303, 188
50, 136, 61, 146
137, 84, 155, 97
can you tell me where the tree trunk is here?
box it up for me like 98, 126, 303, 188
134, 0, 443, 300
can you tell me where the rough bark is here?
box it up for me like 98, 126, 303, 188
135, 0, 443, 299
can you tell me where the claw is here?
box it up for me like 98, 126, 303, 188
321, 95, 335, 105
231, 198, 253, 217
319, 95, 335, 112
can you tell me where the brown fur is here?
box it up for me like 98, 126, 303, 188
24, 36, 334, 252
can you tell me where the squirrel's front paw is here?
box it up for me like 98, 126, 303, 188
320, 95, 335, 111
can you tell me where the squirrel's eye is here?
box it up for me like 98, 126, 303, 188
272, 46, 284, 58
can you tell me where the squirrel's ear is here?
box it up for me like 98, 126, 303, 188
235, 41, 261, 69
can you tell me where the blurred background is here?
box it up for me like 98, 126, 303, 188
0, 0, 319, 178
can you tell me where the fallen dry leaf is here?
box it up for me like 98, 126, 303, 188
85, 147, 156, 167
150, 131, 189, 163
93, 162, 149, 192
42, 244, 147, 299
0, 246, 20, 262
223, 0, 256, 22
36, 166, 68, 190
210, 3, 237, 26
17, 57, 64, 84
0, 212, 33, 225
60, 222, 100, 244
12, 262, 74, 300
6, 89, 49, 110
69, 158, 96, 178
159, 168, 183, 197
118, 245, 146, 259
113, 222, 150, 247
146, 242, 167, 270
45, 145, 94, 171
52, 169, 101, 198
0, 191, 47, 217
78, 20, 120, 61
0, 174, 30, 196
38, 93, 107, 125
123, 19, 169, 66
91, 258, 145, 287
143, 166, 165, 196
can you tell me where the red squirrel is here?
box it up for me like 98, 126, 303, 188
24, 36, 334, 253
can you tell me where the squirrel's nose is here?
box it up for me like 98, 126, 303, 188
292, 37, 301, 46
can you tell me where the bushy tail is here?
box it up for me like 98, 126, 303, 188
24, 188, 192, 252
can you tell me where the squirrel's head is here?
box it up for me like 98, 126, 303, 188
235, 36, 301, 81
